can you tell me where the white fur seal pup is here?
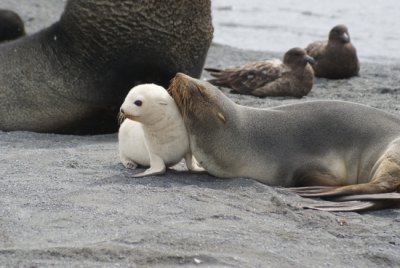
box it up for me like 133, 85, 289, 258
169, 73, 400, 211
119, 83, 202, 177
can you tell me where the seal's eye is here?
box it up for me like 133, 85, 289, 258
134, 100, 143, 107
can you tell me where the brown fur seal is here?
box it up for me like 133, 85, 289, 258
0, 0, 213, 134
306, 24, 360, 79
205, 48, 315, 98
168, 73, 400, 211
0, 9, 25, 42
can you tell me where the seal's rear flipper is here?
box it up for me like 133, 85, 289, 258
302, 201, 375, 212
301, 200, 378, 212
299, 193, 400, 212
288, 186, 339, 196
332, 192, 400, 201
289, 181, 400, 198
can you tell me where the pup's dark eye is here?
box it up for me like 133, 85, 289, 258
134, 100, 143, 106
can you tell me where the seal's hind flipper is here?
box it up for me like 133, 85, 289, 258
289, 182, 399, 198
288, 186, 339, 196
331, 192, 400, 202
298, 192, 400, 212
301, 200, 378, 212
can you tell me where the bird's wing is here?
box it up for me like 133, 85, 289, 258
305, 40, 327, 60
205, 59, 285, 92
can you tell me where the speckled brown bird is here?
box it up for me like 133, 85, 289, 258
306, 24, 359, 79
205, 47, 315, 98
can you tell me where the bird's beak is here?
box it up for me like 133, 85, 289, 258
341, 33, 350, 43
304, 55, 315, 64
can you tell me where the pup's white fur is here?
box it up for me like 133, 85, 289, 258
118, 83, 201, 177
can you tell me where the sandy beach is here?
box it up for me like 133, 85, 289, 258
1, 1, 400, 267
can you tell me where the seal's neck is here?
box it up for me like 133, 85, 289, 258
142, 111, 183, 137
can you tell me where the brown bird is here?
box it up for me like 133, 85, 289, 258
205, 47, 315, 98
305, 24, 359, 79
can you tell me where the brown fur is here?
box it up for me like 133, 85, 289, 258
169, 74, 225, 122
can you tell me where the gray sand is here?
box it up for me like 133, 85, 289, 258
1, 1, 400, 267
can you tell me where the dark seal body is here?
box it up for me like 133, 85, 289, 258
169, 73, 400, 211
0, 0, 213, 134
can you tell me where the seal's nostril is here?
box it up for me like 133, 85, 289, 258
120, 108, 124, 114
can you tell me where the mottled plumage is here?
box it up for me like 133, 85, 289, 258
205, 47, 315, 98
306, 24, 359, 79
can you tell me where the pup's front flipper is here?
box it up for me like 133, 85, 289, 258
184, 153, 205, 173
134, 153, 166, 177
121, 158, 138, 169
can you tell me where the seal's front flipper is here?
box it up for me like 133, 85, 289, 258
184, 153, 205, 173
133, 168, 166, 177
121, 158, 138, 169
133, 153, 165, 177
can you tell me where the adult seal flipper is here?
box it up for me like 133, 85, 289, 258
298, 193, 400, 212
169, 73, 400, 212
0, 0, 213, 134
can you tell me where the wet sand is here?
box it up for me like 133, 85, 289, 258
1, 1, 400, 267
